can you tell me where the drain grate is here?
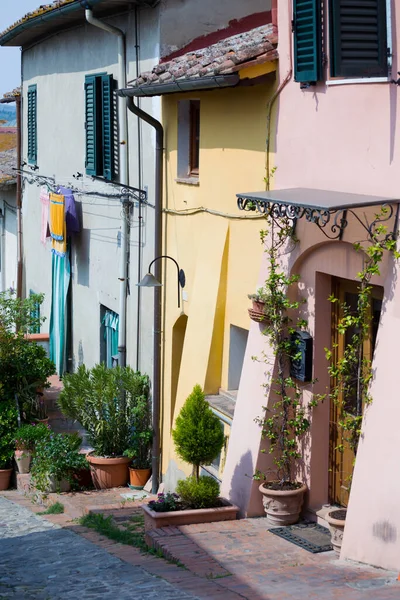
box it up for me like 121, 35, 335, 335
269, 522, 333, 553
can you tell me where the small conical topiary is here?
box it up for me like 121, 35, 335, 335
172, 384, 225, 480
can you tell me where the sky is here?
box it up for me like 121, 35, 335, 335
0, 0, 42, 98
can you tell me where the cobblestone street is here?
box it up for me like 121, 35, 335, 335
0, 497, 198, 600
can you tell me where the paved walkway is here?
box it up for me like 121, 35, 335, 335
0, 496, 198, 600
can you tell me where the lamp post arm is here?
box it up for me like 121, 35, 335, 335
148, 255, 181, 308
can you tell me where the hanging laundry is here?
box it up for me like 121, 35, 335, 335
49, 192, 65, 241
50, 247, 71, 376
58, 186, 80, 235
39, 186, 50, 246
51, 218, 67, 257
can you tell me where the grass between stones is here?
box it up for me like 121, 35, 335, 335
79, 512, 186, 568
37, 502, 65, 515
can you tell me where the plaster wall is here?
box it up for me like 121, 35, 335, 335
159, 0, 271, 57
160, 81, 275, 488
222, 0, 400, 569
20, 8, 159, 373
0, 186, 17, 292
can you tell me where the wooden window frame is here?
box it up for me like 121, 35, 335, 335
188, 100, 200, 177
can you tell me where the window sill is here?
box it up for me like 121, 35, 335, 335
175, 177, 200, 186
326, 77, 390, 87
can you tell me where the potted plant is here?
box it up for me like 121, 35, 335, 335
30, 432, 88, 493
58, 364, 150, 489
248, 288, 271, 323
123, 392, 153, 489
14, 422, 51, 474
325, 508, 346, 555
254, 227, 320, 525
0, 401, 18, 490
0, 290, 55, 421
142, 385, 238, 530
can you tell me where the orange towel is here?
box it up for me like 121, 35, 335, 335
49, 193, 65, 241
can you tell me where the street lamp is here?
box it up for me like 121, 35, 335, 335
137, 255, 185, 494
137, 255, 186, 307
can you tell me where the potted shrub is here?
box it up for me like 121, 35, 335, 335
58, 364, 150, 489
14, 422, 51, 474
254, 229, 319, 525
30, 432, 88, 493
142, 385, 238, 530
0, 401, 18, 490
0, 290, 55, 421
123, 392, 153, 489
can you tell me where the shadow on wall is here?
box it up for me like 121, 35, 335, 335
75, 226, 90, 288
226, 450, 254, 513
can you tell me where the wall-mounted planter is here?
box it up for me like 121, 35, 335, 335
248, 300, 269, 323
142, 498, 239, 533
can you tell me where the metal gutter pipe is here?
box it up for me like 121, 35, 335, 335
85, 8, 129, 367
126, 95, 163, 494
118, 73, 239, 98
15, 96, 23, 299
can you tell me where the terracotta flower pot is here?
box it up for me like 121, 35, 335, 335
86, 454, 131, 489
259, 482, 307, 526
47, 476, 71, 493
15, 450, 32, 474
248, 300, 270, 323
326, 508, 346, 556
129, 467, 151, 489
0, 468, 13, 491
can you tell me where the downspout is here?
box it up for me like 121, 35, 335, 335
126, 95, 163, 495
0, 205, 5, 292
16, 96, 23, 298
134, 6, 143, 372
85, 8, 129, 367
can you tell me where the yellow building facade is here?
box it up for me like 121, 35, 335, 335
160, 72, 277, 487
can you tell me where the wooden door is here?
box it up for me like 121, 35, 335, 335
329, 277, 382, 507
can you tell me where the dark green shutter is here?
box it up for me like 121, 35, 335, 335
293, 0, 322, 83
29, 290, 40, 334
85, 75, 99, 176
27, 85, 37, 165
330, 0, 388, 78
101, 75, 114, 181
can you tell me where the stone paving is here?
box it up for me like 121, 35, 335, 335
0, 496, 199, 600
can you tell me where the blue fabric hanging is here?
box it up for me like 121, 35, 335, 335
50, 248, 70, 375
102, 310, 119, 368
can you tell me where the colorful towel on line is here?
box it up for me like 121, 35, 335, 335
58, 186, 80, 235
49, 193, 65, 241
40, 186, 50, 246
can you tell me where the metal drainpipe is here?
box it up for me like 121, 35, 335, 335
16, 96, 23, 299
126, 95, 163, 494
85, 9, 129, 367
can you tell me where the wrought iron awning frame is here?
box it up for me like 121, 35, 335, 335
237, 194, 400, 243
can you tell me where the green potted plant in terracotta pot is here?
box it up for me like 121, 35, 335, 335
14, 422, 51, 474
58, 364, 150, 489
254, 226, 320, 525
142, 385, 238, 531
247, 288, 272, 323
0, 400, 18, 490
30, 432, 88, 493
123, 391, 153, 489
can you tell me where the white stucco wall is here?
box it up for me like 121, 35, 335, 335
21, 7, 160, 375
0, 185, 17, 292
159, 0, 271, 56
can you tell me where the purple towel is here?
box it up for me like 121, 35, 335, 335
57, 186, 80, 235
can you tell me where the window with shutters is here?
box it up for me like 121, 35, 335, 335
293, 0, 391, 84
85, 73, 114, 180
27, 85, 37, 165
177, 99, 201, 183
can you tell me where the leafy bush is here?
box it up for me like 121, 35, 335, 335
172, 384, 225, 480
0, 401, 18, 468
15, 422, 51, 452
123, 393, 152, 469
148, 492, 181, 513
31, 432, 88, 492
58, 364, 150, 457
176, 475, 220, 509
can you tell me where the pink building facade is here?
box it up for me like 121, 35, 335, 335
222, 0, 400, 572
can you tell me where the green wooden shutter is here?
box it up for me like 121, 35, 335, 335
85, 75, 99, 176
101, 75, 114, 181
29, 289, 40, 334
27, 85, 37, 165
293, 0, 322, 83
330, 0, 388, 78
